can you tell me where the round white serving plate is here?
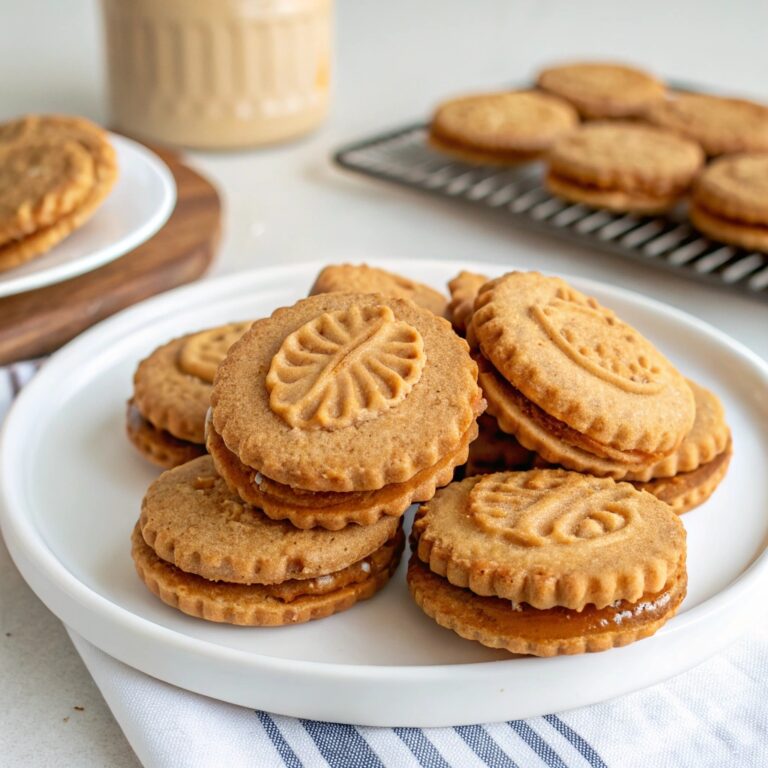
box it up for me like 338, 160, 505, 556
1, 259, 766, 726
0, 133, 176, 298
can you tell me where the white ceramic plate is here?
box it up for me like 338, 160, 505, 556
0, 134, 176, 298
1, 259, 766, 727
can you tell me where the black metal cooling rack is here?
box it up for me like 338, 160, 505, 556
333, 123, 768, 302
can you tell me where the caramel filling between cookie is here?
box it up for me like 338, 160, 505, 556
127, 400, 203, 450
547, 170, 692, 198
485, 369, 664, 465
428, 129, 542, 162
409, 555, 686, 642
133, 524, 404, 604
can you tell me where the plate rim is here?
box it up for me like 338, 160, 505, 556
2, 258, 767, 722
0, 133, 177, 298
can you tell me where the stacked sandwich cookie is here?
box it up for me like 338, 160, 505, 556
132, 290, 484, 626
0, 115, 118, 271
408, 469, 687, 656
207, 292, 484, 530
127, 322, 251, 468
132, 457, 404, 625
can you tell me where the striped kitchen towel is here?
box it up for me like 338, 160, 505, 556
5, 360, 768, 768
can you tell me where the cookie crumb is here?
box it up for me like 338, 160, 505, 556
73, 706, 85, 712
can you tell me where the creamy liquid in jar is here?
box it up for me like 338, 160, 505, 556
101, 0, 332, 148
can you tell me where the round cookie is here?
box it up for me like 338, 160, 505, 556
646, 93, 768, 156
132, 523, 403, 626
429, 90, 579, 164
139, 456, 400, 583
207, 417, 476, 529
132, 322, 252, 446
126, 400, 206, 469
689, 154, 768, 252
412, 470, 686, 611
310, 264, 449, 318
471, 272, 695, 458
0, 141, 94, 247
447, 270, 488, 334
546, 121, 704, 213
536, 62, 666, 119
211, 293, 484, 493
0, 115, 118, 270
407, 554, 686, 657
634, 439, 732, 514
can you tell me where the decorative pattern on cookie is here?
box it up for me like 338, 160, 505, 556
310, 263, 449, 317
646, 92, 768, 156
472, 272, 695, 456
211, 293, 484, 493
536, 62, 666, 119
179, 322, 253, 384
267, 304, 425, 430
429, 90, 579, 164
412, 471, 686, 611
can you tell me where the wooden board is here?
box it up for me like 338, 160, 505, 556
0, 146, 220, 365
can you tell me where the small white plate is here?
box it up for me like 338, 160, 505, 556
1, 259, 767, 726
0, 134, 176, 298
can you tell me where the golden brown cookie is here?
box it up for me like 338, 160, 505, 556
0, 141, 94, 247
310, 264, 449, 318
139, 456, 401, 583
689, 154, 768, 252
464, 413, 534, 477
634, 439, 732, 514
407, 554, 686, 657
0, 115, 118, 270
537, 62, 666, 119
646, 93, 768, 156
429, 90, 578, 165
412, 471, 686, 611
211, 293, 484, 493
546, 121, 704, 213
471, 272, 695, 462
131, 322, 251, 453
126, 400, 206, 469
207, 417, 476, 529
447, 270, 488, 334
132, 523, 403, 626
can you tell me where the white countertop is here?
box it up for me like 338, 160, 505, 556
2, 1, 767, 765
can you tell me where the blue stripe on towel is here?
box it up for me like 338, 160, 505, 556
393, 728, 451, 768
256, 712, 303, 768
544, 715, 607, 768
301, 720, 383, 768
454, 724, 519, 767
509, 720, 568, 768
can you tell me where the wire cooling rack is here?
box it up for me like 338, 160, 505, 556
333, 123, 768, 301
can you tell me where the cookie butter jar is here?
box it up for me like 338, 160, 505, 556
100, 0, 332, 149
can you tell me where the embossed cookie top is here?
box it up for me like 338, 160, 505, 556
537, 62, 666, 119
267, 304, 425, 430
178, 321, 252, 384
211, 293, 483, 493
430, 90, 578, 154
646, 93, 768, 156
471, 272, 694, 454
310, 264, 448, 317
140, 456, 400, 585
413, 471, 686, 610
